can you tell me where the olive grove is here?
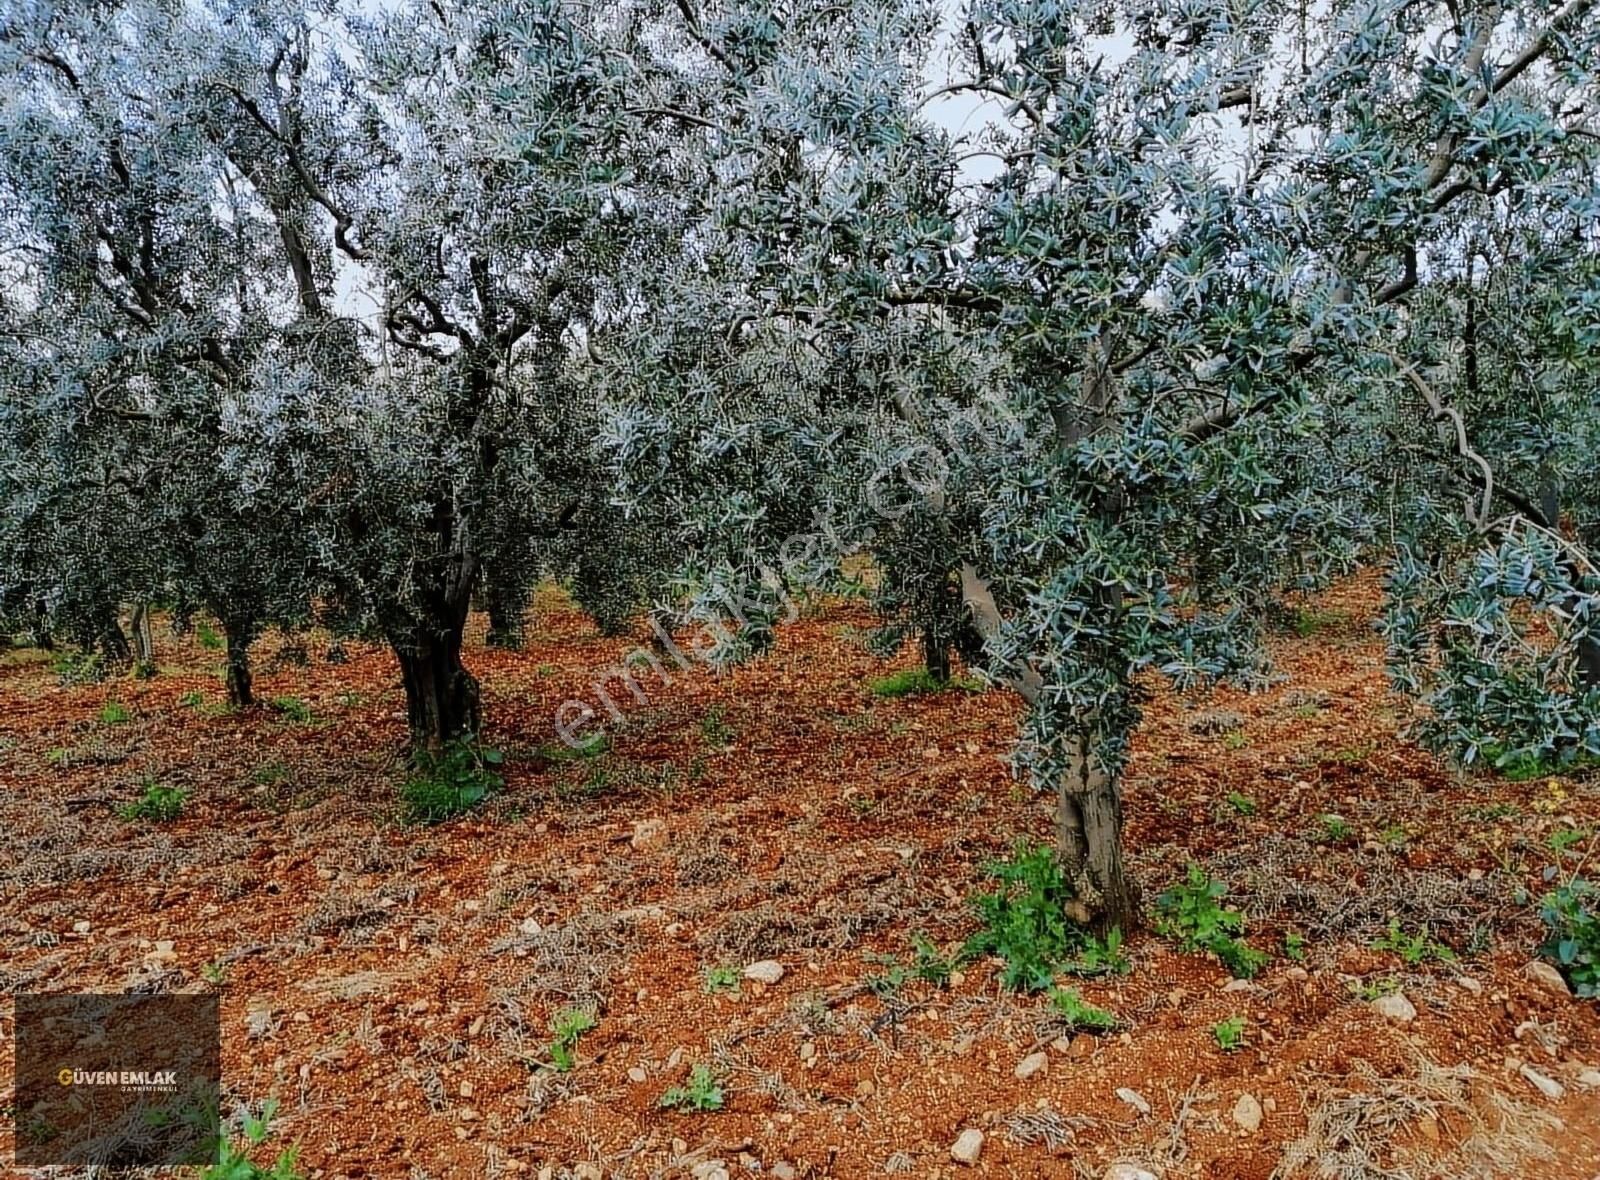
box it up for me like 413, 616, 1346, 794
2, 0, 1600, 928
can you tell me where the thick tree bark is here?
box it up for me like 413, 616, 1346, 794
223, 618, 256, 708
1057, 734, 1140, 933
393, 624, 481, 749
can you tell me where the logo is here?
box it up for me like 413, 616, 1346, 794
54, 1068, 179, 1093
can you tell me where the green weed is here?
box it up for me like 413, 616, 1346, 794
1212, 1015, 1246, 1051
659, 1064, 723, 1112
118, 780, 187, 823
1155, 863, 1267, 979
401, 741, 503, 824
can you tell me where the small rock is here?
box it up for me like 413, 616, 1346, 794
1521, 1064, 1566, 1100
1068, 1033, 1096, 1059
1115, 1088, 1151, 1116
1524, 961, 1572, 998
856, 1079, 876, 1097
689, 1161, 729, 1180
1283, 966, 1308, 982
630, 818, 668, 852
1417, 1114, 1440, 1142
1575, 1068, 1600, 1089
1371, 992, 1417, 1023
572, 1165, 603, 1180
1222, 979, 1257, 993
1232, 1092, 1264, 1133
1014, 1052, 1048, 1080
771, 1164, 798, 1180
519, 916, 542, 936
1049, 1036, 1073, 1055
72, 920, 91, 936
1454, 975, 1483, 995
949, 1128, 984, 1166
1102, 1166, 1159, 1180
743, 960, 785, 985
459, 1081, 474, 1098
627, 1066, 647, 1083
798, 1041, 816, 1062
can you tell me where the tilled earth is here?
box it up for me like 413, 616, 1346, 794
2, 576, 1598, 1179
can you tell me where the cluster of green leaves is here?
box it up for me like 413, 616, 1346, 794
1212, 1016, 1247, 1052
269, 696, 313, 725
964, 842, 1128, 991
546, 1006, 597, 1072
659, 1064, 723, 1112
1155, 864, 1267, 979
1540, 881, 1599, 997
198, 1099, 303, 1180
1048, 987, 1117, 1032
99, 701, 131, 725
702, 965, 741, 995
118, 780, 187, 823
401, 742, 504, 824
1371, 920, 1456, 966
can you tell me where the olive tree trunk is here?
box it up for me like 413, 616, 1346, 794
484, 579, 525, 650
222, 617, 256, 708
394, 624, 481, 749
129, 601, 156, 677
1057, 733, 1139, 933
921, 626, 951, 683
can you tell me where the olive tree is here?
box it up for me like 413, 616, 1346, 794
607, 0, 1600, 930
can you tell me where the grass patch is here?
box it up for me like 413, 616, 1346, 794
99, 700, 132, 725
868, 667, 983, 698
118, 780, 187, 823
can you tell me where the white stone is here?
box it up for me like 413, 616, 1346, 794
771, 1164, 798, 1180
72, 920, 91, 935
1232, 1093, 1264, 1133
1371, 992, 1417, 1023
949, 1128, 984, 1166
1014, 1052, 1048, 1080
519, 916, 542, 936
1521, 1065, 1566, 1101
1115, 1088, 1151, 1116
1454, 975, 1483, 994
630, 818, 668, 852
1102, 1166, 1160, 1180
1574, 1068, 1600, 1089
627, 1066, 647, 1083
689, 1161, 729, 1180
743, 959, 785, 985
1524, 961, 1572, 998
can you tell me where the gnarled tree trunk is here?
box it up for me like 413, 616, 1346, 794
1057, 733, 1139, 933
393, 622, 481, 749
